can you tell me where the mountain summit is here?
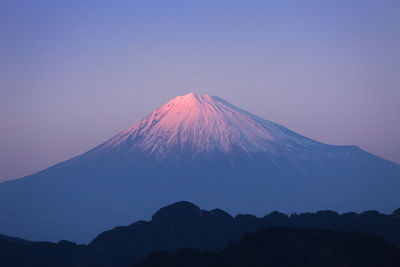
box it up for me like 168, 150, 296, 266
98, 92, 279, 157
0, 93, 399, 243
88, 93, 329, 166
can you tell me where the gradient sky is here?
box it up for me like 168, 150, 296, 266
1, 0, 399, 182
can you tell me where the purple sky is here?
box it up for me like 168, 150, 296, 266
1, 1, 400, 182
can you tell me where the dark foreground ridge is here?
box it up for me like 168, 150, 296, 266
135, 227, 400, 267
1, 201, 400, 266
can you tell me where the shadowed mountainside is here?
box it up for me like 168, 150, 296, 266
134, 227, 400, 267
0, 201, 400, 266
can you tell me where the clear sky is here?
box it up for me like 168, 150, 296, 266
1, 0, 399, 181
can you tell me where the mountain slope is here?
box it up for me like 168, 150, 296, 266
0, 92, 399, 242
92, 93, 321, 158
84, 92, 356, 167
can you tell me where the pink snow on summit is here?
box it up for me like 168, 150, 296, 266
98, 92, 321, 159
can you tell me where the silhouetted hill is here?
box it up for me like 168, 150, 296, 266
0, 238, 85, 267
1, 201, 400, 266
84, 201, 400, 266
134, 227, 400, 267
0, 234, 28, 244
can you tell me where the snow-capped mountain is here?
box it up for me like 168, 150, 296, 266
92, 93, 322, 159
83, 92, 348, 170
0, 93, 399, 243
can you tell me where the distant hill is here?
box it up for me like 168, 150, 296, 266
0, 238, 85, 267
134, 227, 400, 267
0, 234, 28, 244
0, 201, 400, 266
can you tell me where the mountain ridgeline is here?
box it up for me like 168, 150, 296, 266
0, 93, 399, 242
1, 201, 400, 266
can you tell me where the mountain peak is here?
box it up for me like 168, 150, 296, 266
175, 92, 203, 100
152, 201, 201, 222
94, 93, 325, 160
97, 93, 289, 158
165, 92, 214, 110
